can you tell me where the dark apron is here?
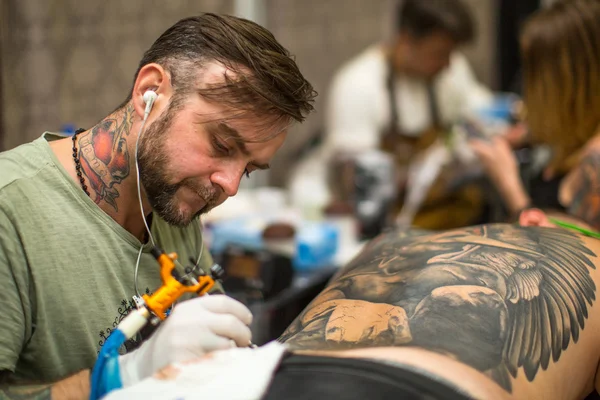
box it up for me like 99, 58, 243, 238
379, 62, 484, 230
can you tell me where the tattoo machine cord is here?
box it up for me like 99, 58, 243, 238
132, 91, 207, 299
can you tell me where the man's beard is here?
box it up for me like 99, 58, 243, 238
137, 103, 217, 227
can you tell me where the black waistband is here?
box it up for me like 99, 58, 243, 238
262, 353, 475, 400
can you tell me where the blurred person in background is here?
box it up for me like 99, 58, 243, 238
291, 0, 494, 233
472, 0, 600, 229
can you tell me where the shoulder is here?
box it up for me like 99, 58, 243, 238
331, 45, 386, 91
446, 52, 474, 76
435, 52, 492, 111
0, 136, 52, 193
436, 51, 479, 87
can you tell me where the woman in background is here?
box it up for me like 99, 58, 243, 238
473, 0, 600, 228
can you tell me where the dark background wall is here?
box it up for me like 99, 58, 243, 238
0, 0, 510, 186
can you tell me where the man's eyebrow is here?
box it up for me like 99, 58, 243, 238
211, 122, 251, 156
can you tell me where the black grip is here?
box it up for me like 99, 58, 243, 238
210, 264, 226, 281
151, 246, 164, 260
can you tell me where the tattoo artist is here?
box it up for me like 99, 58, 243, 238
0, 14, 316, 399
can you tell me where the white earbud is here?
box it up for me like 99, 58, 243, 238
142, 90, 157, 120
134, 89, 159, 250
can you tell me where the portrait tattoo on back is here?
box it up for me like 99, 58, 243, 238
279, 224, 597, 392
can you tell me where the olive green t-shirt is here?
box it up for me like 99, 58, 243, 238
0, 133, 214, 383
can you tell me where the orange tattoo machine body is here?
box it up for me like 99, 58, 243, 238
142, 247, 224, 320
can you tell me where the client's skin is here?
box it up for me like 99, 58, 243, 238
279, 210, 600, 400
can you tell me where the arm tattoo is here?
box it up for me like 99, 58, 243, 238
0, 385, 51, 400
78, 104, 135, 211
279, 224, 597, 393
566, 152, 600, 230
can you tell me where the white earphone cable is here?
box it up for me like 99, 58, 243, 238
131, 91, 206, 298
134, 117, 156, 248
132, 93, 157, 298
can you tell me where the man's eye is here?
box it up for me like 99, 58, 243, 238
243, 169, 251, 179
213, 138, 229, 155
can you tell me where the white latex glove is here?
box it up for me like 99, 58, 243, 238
118, 295, 253, 387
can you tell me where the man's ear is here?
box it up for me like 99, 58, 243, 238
131, 63, 173, 120
519, 208, 553, 227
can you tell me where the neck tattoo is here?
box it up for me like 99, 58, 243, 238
71, 128, 91, 197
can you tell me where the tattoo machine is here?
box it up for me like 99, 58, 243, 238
90, 246, 224, 400
143, 246, 224, 320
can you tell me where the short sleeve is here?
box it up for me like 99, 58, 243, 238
0, 206, 31, 372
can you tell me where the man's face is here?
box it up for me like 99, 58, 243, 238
137, 65, 287, 227
394, 31, 457, 80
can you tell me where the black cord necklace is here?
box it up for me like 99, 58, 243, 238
71, 128, 91, 197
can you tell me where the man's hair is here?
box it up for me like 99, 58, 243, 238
520, 0, 600, 174
395, 0, 475, 44
118, 13, 316, 132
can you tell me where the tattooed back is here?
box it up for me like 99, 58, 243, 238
280, 224, 600, 399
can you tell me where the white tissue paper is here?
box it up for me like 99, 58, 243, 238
105, 341, 288, 400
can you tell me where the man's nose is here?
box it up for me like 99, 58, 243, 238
211, 166, 244, 198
